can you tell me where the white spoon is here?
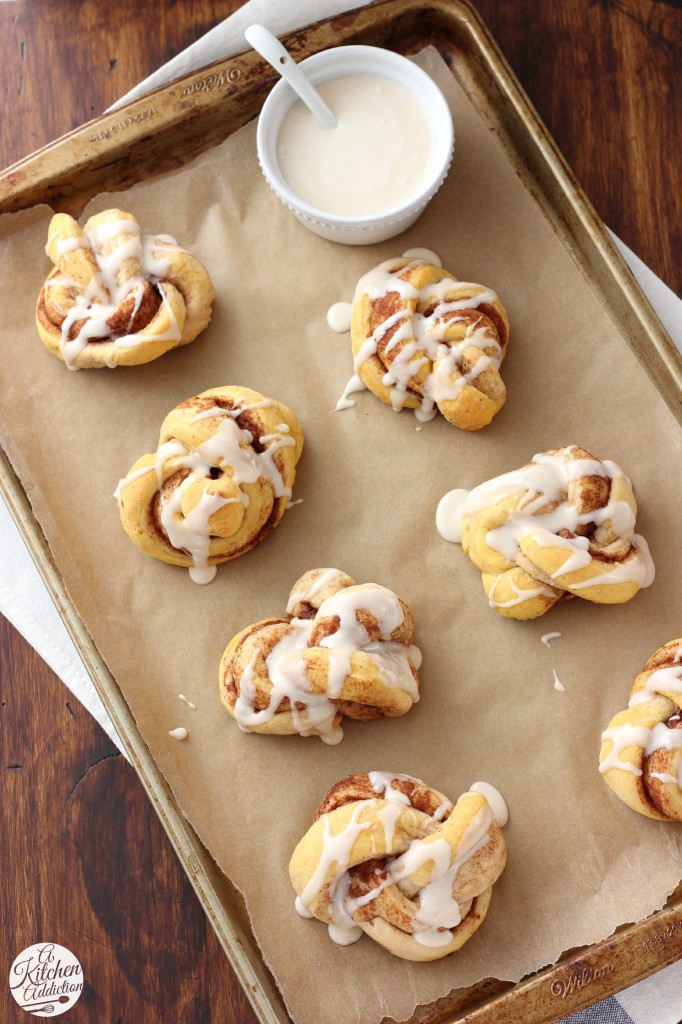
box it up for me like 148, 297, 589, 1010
245, 24, 337, 130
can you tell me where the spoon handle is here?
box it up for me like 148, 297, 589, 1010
245, 24, 337, 130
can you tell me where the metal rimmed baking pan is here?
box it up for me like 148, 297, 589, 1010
1, 3, 680, 1022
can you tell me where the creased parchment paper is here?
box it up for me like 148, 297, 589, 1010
1, 48, 681, 1024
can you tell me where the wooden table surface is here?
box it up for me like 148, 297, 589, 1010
0, 2, 680, 1021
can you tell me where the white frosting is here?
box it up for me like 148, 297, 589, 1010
115, 401, 295, 584
601, 662, 681, 786
487, 574, 557, 610
458, 447, 655, 604
540, 631, 562, 647
436, 488, 469, 543
327, 923, 363, 945
233, 585, 419, 743
600, 721, 682, 776
327, 301, 352, 334
178, 693, 197, 709
391, 805, 493, 946
468, 782, 509, 827
335, 373, 367, 411
337, 258, 503, 422
295, 895, 314, 919
168, 727, 188, 740
285, 569, 348, 613
552, 670, 567, 693
628, 666, 682, 707
277, 75, 434, 217
402, 248, 442, 266
651, 770, 682, 787
49, 219, 186, 370
188, 565, 217, 585
296, 775, 495, 950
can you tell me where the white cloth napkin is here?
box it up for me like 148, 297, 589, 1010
2, 0, 680, 1017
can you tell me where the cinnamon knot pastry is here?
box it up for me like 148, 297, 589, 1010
289, 773, 507, 960
116, 386, 303, 583
36, 208, 214, 368
600, 640, 682, 821
220, 569, 420, 743
344, 257, 509, 430
441, 445, 654, 620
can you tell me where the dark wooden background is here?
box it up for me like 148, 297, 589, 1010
0, 2, 680, 1021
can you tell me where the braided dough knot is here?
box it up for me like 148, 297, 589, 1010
220, 569, 420, 743
289, 773, 506, 960
350, 258, 510, 430
600, 639, 682, 821
117, 386, 303, 579
36, 208, 214, 368
458, 445, 654, 619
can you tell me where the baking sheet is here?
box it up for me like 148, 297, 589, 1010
1, 47, 681, 1024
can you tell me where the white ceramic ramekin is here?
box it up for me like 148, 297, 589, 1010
255, 45, 454, 245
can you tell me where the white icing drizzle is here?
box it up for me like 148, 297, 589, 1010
285, 569, 348, 613
335, 373, 367, 411
627, 666, 682, 707
296, 775, 493, 950
600, 722, 682, 775
650, 771, 679, 786
189, 565, 217, 585
328, 922, 363, 945
168, 727, 188, 740
295, 895, 314, 919
540, 631, 562, 648
487, 574, 556, 610
234, 586, 420, 743
327, 301, 353, 334
602, 659, 679, 778
552, 670, 567, 693
336, 258, 503, 422
115, 405, 294, 584
299, 801, 374, 919
286, 498, 304, 509
458, 448, 655, 605
391, 805, 493, 946
468, 782, 509, 827
178, 693, 197, 709
401, 248, 442, 266
50, 220, 187, 370
368, 772, 421, 850
435, 488, 469, 543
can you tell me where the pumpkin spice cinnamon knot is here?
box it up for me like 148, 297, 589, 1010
289, 772, 507, 960
36, 208, 214, 368
344, 257, 510, 429
438, 445, 655, 619
116, 386, 303, 584
220, 569, 421, 743
600, 639, 682, 821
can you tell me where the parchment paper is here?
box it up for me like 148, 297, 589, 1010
1, 49, 681, 1024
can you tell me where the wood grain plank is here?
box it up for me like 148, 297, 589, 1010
0, 2, 679, 1022
0, 616, 256, 1023
475, 0, 682, 293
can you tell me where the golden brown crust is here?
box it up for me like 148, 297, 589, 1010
289, 773, 506, 961
219, 571, 420, 740
461, 445, 650, 620
599, 639, 682, 821
117, 386, 303, 571
36, 209, 214, 369
351, 258, 510, 431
